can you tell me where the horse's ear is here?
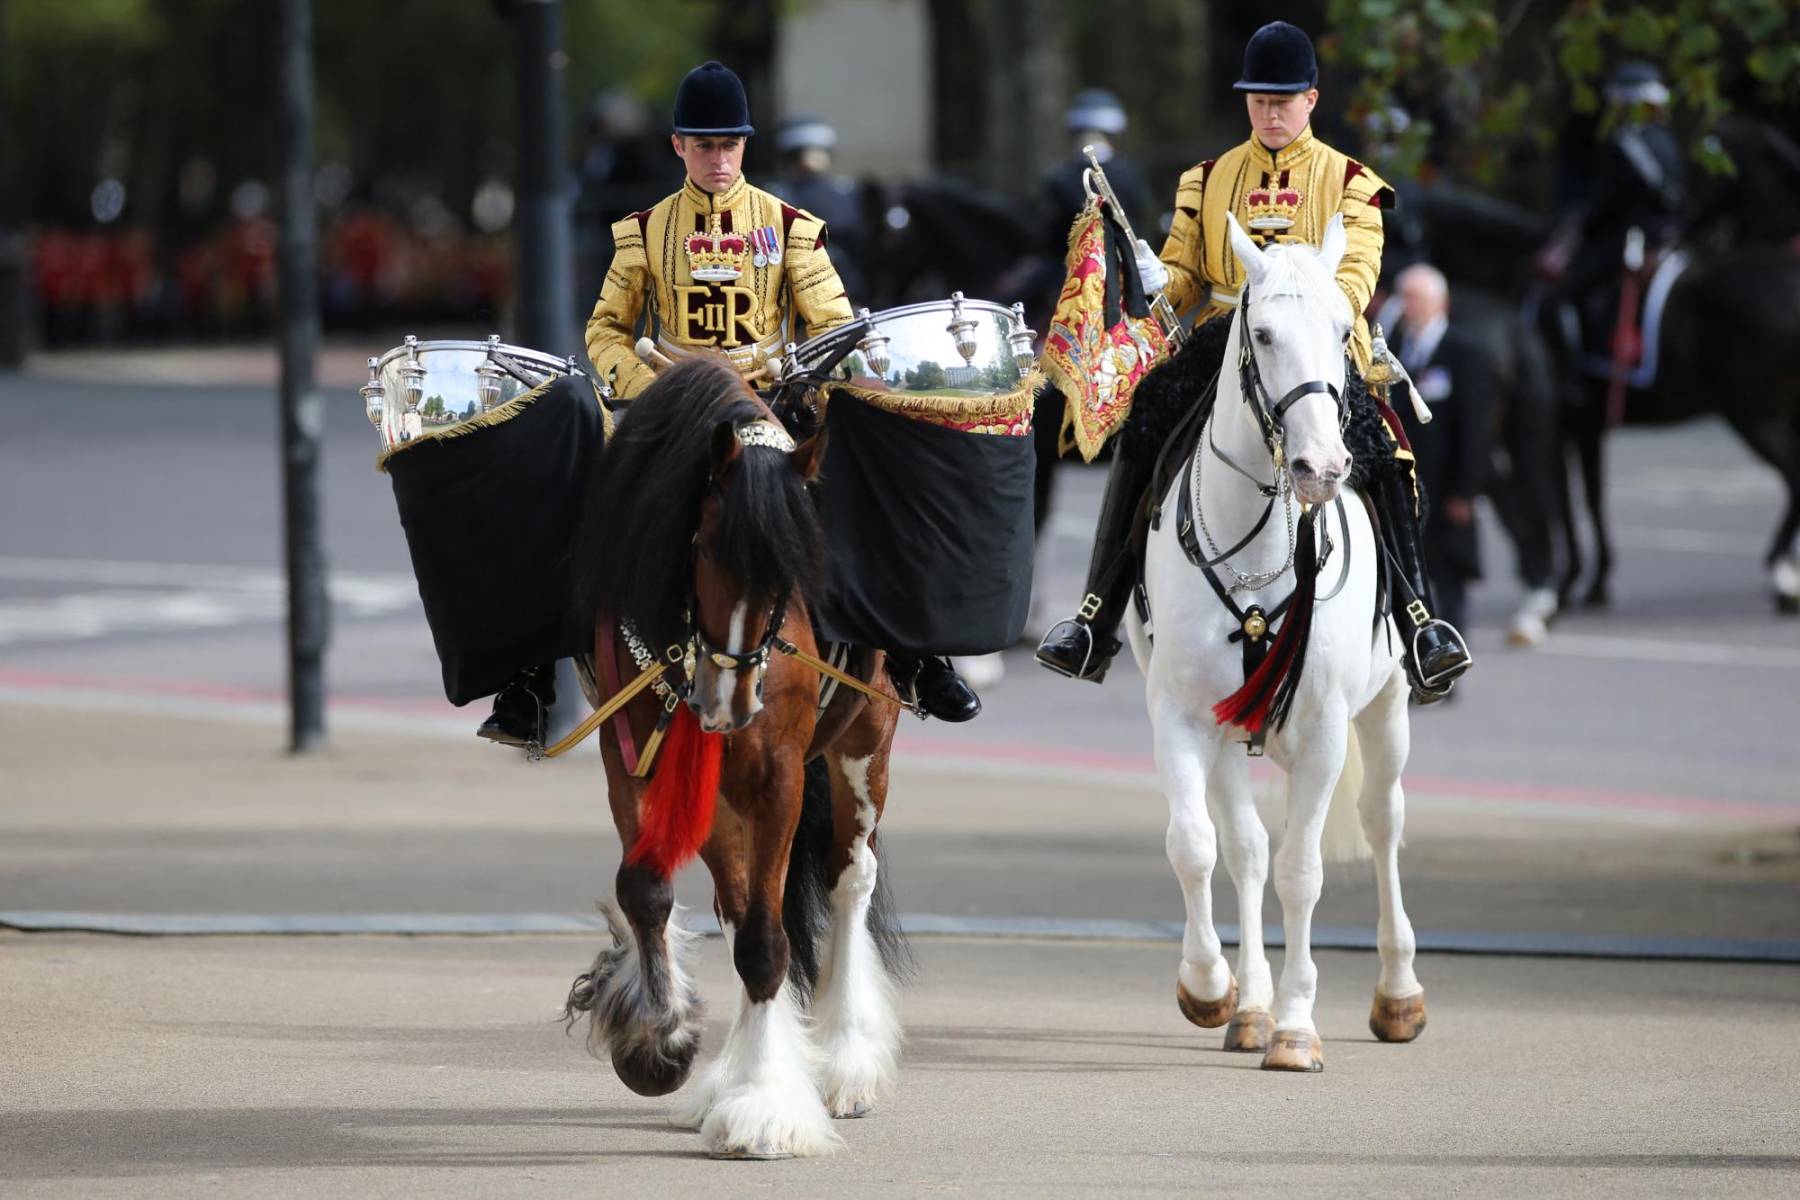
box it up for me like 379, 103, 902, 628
1318, 213, 1347, 275
1226, 213, 1266, 286
709, 418, 742, 481
791, 428, 827, 482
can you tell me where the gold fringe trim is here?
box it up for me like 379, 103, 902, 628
821, 367, 1042, 431
376, 376, 612, 474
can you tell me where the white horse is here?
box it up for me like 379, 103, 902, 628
1125, 213, 1426, 1071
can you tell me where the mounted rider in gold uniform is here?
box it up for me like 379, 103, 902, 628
575, 61, 982, 725
1035, 21, 1472, 702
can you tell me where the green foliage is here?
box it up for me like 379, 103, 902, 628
1324, 0, 1800, 186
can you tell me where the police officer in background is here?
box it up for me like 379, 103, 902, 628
766, 115, 869, 302
1041, 89, 1151, 263
1536, 61, 1688, 360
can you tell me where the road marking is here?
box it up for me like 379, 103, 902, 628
3, 910, 1795, 964
1524, 632, 1800, 670
0, 556, 418, 645
6, 670, 1796, 829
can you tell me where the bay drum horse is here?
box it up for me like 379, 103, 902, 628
1125, 214, 1426, 1071
562, 357, 907, 1158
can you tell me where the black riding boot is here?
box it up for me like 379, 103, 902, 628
1034, 437, 1155, 683
477, 661, 557, 747
886, 652, 981, 722
1373, 469, 1472, 702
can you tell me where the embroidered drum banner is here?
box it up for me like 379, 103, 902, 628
382, 370, 608, 705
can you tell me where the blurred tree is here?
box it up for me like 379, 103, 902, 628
1321, 0, 1800, 190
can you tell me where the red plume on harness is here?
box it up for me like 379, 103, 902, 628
1212, 506, 1321, 734
625, 705, 723, 878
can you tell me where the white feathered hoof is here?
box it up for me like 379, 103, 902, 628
1369, 988, 1428, 1043
1176, 974, 1238, 1029
1261, 1028, 1324, 1072
819, 1036, 892, 1120
700, 1082, 842, 1160
1223, 1007, 1274, 1053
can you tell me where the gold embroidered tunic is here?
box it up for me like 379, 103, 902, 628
584, 175, 856, 397
1158, 125, 1394, 370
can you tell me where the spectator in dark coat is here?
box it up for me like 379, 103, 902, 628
1392, 263, 1496, 640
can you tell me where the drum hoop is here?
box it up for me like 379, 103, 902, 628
373, 339, 570, 379
787, 298, 1025, 378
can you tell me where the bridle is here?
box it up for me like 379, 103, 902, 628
1175, 287, 1352, 573
1234, 284, 1350, 462
684, 418, 799, 699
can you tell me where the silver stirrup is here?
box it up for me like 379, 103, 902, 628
1036, 618, 1098, 679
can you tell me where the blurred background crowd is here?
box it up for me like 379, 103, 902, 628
2, 0, 1794, 355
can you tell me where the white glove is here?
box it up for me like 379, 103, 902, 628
1133, 238, 1169, 295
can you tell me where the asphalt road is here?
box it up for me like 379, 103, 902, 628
3, 351, 1797, 820
3, 349, 1799, 1196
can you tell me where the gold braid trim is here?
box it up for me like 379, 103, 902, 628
821, 368, 1042, 435
376, 377, 612, 473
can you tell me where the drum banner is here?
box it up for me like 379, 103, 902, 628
384, 372, 607, 705
1041, 199, 1171, 463
811, 385, 1037, 656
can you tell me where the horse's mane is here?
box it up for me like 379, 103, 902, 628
571, 356, 820, 653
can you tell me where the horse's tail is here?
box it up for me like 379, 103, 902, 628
624, 707, 722, 879
783, 757, 914, 999
1319, 726, 1373, 865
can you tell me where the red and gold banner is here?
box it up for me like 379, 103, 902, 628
1041, 200, 1171, 462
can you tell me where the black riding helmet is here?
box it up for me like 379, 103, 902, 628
1233, 21, 1318, 94
672, 60, 754, 137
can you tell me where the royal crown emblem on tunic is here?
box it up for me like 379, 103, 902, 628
684, 214, 747, 283
1244, 185, 1303, 233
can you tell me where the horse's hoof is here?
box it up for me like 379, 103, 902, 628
1369, 989, 1428, 1043
1177, 975, 1238, 1029
831, 1100, 873, 1120
709, 1142, 794, 1161
1260, 1029, 1324, 1073
1223, 1007, 1274, 1053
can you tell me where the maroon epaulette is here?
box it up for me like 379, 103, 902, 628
779, 202, 828, 249
1343, 161, 1394, 208
629, 210, 651, 234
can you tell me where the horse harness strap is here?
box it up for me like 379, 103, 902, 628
1179, 459, 1353, 756
775, 638, 901, 710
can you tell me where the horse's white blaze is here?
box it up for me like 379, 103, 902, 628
814, 753, 900, 1119
686, 981, 840, 1158
1139, 227, 1419, 1054
699, 602, 751, 730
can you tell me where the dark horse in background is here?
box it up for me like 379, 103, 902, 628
1400, 117, 1800, 616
